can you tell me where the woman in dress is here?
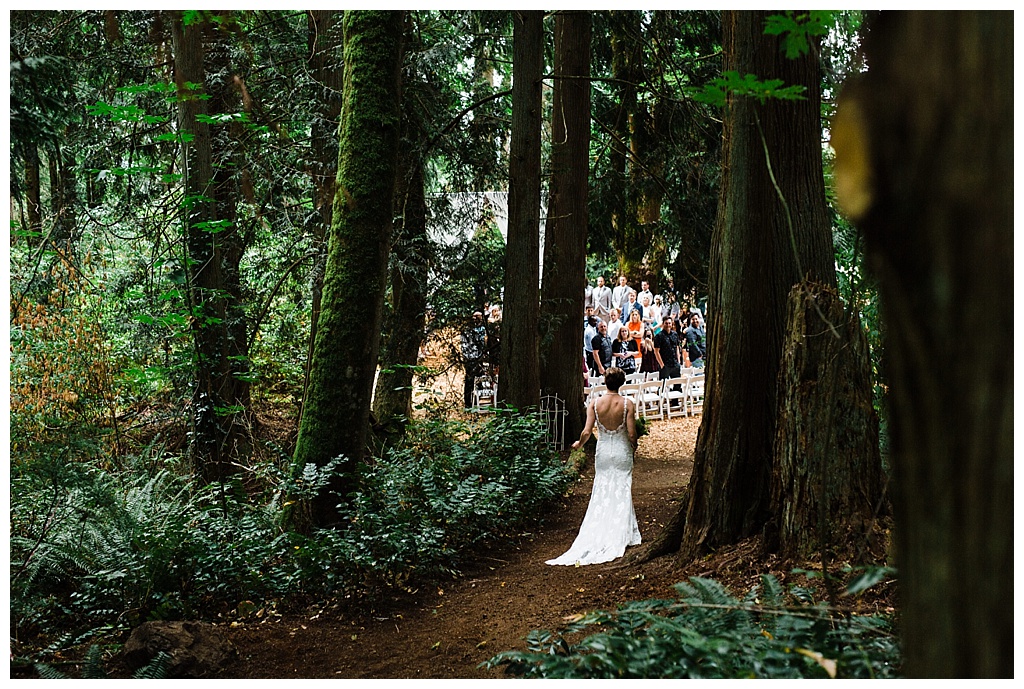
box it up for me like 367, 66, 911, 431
547, 368, 640, 566
639, 326, 660, 374
649, 296, 664, 335
625, 309, 644, 366
611, 326, 638, 374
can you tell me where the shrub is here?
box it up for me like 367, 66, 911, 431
485, 573, 901, 679
11, 411, 572, 659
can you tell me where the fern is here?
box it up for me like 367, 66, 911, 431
486, 574, 900, 679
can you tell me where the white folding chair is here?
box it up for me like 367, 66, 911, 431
644, 371, 661, 381
637, 378, 665, 420
686, 373, 705, 416
472, 374, 497, 412
617, 382, 642, 401
624, 371, 645, 384
589, 374, 605, 387
661, 376, 689, 418
588, 384, 607, 402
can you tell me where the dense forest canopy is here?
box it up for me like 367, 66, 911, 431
8, 9, 1011, 679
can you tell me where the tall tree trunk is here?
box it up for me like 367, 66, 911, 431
540, 10, 592, 442
51, 143, 78, 253
170, 10, 247, 484
835, 10, 1012, 678
609, 10, 643, 282
675, 10, 841, 561
373, 140, 428, 433
24, 143, 42, 248
293, 10, 404, 527
301, 9, 344, 425
499, 9, 543, 410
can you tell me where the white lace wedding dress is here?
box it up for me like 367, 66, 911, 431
546, 396, 641, 566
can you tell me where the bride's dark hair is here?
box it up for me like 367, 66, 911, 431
604, 367, 625, 391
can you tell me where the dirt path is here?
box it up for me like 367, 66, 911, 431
215, 416, 699, 679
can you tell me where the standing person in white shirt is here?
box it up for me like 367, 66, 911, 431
583, 315, 599, 372
592, 275, 613, 322
637, 280, 654, 310
606, 308, 624, 341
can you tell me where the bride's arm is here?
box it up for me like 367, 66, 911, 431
571, 400, 596, 450
626, 399, 638, 448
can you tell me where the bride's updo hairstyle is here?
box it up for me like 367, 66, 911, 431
604, 367, 625, 392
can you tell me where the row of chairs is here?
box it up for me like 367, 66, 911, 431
584, 372, 705, 420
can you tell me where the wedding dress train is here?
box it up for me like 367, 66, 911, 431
546, 396, 641, 566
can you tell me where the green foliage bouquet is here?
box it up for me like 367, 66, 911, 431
635, 414, 650, 440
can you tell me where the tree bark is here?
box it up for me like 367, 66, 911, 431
676, 10, 840, 561
769, 281, 884, 563
608, 10, 643, 282
499, 10, 543, 411
836, 10, 1012, 678
292, 10, 404, 527
24, 143, 42, 247
373, 138, 428, 433
171, 10, 235, 484
539, 10, 591, 443
301, 9, 344, 426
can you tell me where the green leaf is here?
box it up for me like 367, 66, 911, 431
845, 565, 896, 596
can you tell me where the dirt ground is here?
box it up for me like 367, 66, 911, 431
211, 414, 704, 679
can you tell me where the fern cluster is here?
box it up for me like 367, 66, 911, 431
11, 412, 573, 657
485, 574, 901, 679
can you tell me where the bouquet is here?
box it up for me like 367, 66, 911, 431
635, 414, 650, 440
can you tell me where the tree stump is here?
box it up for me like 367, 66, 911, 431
769, 280, 886, 561
123, 620, 236, 678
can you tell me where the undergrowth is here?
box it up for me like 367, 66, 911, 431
10, 412, 574, 664
485, 572, 901, 679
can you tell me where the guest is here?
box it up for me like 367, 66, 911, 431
607, 308, 624, 341
590, 320, 614, 376
637, 280, 654, 309
683, 312, 706, 368
612, 327, 638, 374
639, 326, 660, 375
611, 275, 631, 317
653, 315, 682, 380
461, 311, 488, 408
649, 296, 663, 334
640, 295, 655, 330
625, 309, 644, 366
625, 290, 642, 323
592, 275, 613, 322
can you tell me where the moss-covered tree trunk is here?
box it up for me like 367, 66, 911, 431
539, 10, 591, 443
835, 11, 1012, 678
499, 10, 543, 410
292, 10, 404, 527
300, 10, 344, 425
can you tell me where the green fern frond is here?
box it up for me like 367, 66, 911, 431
133, 651, 171, 679
80, 644, 108, 679
33, 662, 69, 679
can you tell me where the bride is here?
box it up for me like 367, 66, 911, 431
547, 367, 641, 566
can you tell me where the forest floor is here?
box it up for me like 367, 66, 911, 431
210, 414, 715, 680
98, 339, 890, 680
